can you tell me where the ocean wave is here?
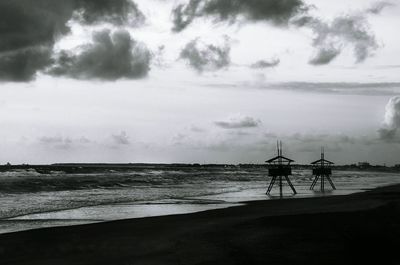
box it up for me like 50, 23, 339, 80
0, 168, 270, 193
0, 168, 399, 220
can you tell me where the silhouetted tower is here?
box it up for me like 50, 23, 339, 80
265, 141, 297, 196
310, 147, 336, 192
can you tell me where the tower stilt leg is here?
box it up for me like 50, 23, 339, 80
326, 175, 336, 190
310, 175, 319, 190
279, 176, 283, 197
266, 176, 276, 195
321, 174, 325, 192
284, 175, 297, 194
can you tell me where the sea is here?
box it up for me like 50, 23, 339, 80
0, 165, 399, 234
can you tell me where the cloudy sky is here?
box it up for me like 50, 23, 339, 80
1, 0, 400, 165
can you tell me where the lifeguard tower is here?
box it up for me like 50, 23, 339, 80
310, 148, 336, 192
265, 141, 297, 196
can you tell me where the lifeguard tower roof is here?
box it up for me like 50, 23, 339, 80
310, 158, 334, 165
266, 156, 294, 163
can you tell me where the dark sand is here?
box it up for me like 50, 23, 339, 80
1, 185, 399, 265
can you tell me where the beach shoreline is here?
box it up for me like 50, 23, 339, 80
0, 185, 362, 234
1, 167, 399, 235
0, 184, 399, 264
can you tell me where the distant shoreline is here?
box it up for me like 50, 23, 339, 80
1, 163, 399, 174
1, 184, 399, 264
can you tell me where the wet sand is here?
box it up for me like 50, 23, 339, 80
0, 184, 399, 265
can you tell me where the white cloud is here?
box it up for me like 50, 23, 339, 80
379, 96, 400, 140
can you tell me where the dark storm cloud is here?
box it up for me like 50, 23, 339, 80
74, 0, 145, 25
379, 96, 400, 141
0, 0, 71, 81
180, 38, 231, 72
0, 0, 143, 52
309, 46, 341, 65
0, 47, 53, 82
172, 0, 309, 32
250, 58, 280, 69
49, 29, 151, 80
215, 116, 261, 129
0, 0, 145, 82
171, 0, 380, 65
296, 14, 379, 65
172, 0, 201, 32
0, 1, 72, 53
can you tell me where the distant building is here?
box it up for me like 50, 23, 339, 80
358, 162, 370, 168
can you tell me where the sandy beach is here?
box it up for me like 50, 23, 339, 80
3, 1, 400, 264
0, 184, 398, 265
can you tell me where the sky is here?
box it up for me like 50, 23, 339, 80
1, 0, 400, 165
